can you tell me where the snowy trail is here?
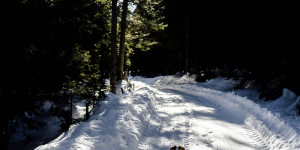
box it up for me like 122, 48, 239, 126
138, 87, 265, 150
35, 76, 300, 150
136, 76, 300, 150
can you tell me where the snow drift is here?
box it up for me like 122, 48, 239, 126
35, 81, 158, 150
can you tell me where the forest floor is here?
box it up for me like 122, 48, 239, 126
35, 75, 300, 150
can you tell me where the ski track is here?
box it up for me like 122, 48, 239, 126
138, 83, 270, 150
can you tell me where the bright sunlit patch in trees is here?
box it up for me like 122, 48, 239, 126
126, 0, 167, 52
128, 1, 137, 13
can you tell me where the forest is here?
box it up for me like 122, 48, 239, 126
1, 0, 300, 149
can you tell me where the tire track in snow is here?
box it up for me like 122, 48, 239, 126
137, 112, 165, 150
139, 82, 278, 150
179, 90, 233, 149
161, 87, 264, 149
138, 88, 183, 150
242, 122, 269, 150
183, 106, 190, 150
165, 88, 218, 149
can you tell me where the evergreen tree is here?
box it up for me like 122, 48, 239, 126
1, 0, 112, 143
117, 0, 129, 81
128, 0, 167, 76
110, 0, 118, 94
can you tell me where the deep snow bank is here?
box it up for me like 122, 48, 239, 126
35, 80, 159, 150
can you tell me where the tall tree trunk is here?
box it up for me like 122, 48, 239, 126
184, 3, 189, 74
117, 0, 129, 81
110, 0, 118, 94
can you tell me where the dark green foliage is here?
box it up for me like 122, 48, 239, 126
0, 0, 170, 148
129, 0, 167, 76
1, 0, 111, 145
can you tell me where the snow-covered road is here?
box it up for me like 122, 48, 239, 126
138, 87, 266, 150
137, 76, 299, 150
36, 75, 300, 150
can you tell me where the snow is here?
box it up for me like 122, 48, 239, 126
35, 75, 300, 150
9, 112, 61, 150
42, 100, 53, 112
268, 88, 298, 109
35, 80, 158, 150
72, 100, 88, 120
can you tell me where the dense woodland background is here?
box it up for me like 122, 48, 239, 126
1, 0, 300, 149
133, 6, 300, 99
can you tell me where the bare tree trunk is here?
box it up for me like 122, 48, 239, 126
110, 0, 118, 94
117, 0, 129, 81
69, 91, 73, 126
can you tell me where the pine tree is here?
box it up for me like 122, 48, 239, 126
110, 0, 118, 94
117, 0, 129, 81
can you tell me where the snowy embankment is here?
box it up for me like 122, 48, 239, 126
35, 79, 158, 150
36, 75, 300, 150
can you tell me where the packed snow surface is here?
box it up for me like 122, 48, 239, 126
36, 75, 300, 150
